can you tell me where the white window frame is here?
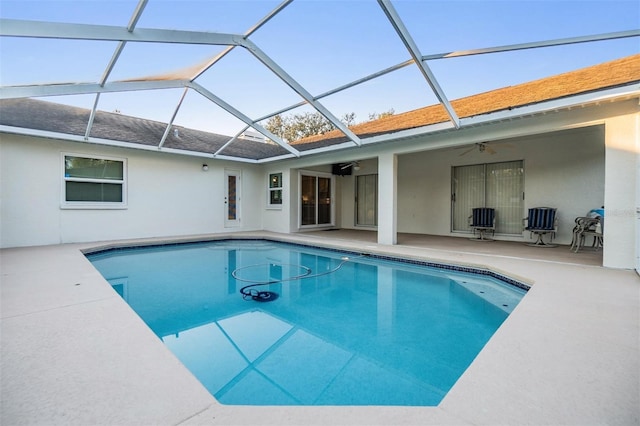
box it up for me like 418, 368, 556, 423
61, 153, 127, 209
267, 172, 283, 210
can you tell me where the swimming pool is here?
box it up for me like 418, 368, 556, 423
87, 239, 527, 406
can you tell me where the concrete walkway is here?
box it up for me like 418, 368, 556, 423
1, 232, 638, 425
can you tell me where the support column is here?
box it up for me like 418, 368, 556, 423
603, 113, 639, 269
378, 152, 398, 245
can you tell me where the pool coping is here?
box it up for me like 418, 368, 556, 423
1, 231, 638, 425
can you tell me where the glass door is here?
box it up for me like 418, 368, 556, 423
300, 172, 334, 227
486, 161, 524, 234
356, 174, 378, 227
317, 177, 331, 225
301, 175, 316, 226
452, 164, 485, 232
452, 161, 523, 234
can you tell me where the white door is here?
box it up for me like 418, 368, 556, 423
225, 170, 241, 228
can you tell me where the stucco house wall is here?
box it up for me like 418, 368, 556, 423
332, 126, 604, 245
392, 126, 605, 244
603, 112, 639, 268
0, 134, 264, 247
262, 169, 292, 234
304, 100, 637, 268
1, 100, 638, 270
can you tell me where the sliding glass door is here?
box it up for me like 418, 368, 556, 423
300, 172, 333, 227
301, 175, 316, 226
452, 164, 485, 232
452, 161, 524, 234
356, 174, 378, 227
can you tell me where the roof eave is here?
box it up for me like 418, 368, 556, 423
461, 83, 640, 126
2, 84, 637, 164
355, 83, 640, 148
0, 125, 260, 164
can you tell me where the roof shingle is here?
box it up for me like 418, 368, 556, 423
293, 54, 640, 147
0, 99, 289, 160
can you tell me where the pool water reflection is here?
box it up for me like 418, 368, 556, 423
87, 240, 526, 406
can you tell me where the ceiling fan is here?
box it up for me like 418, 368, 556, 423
458, 142, 512, 156
340, 161, 361, 170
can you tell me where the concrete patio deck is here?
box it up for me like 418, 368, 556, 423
1, 231, 638, 425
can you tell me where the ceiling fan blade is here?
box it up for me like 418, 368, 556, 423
459, 146, 475, 156
340, 162, 354, 170
485, 145, 497, 154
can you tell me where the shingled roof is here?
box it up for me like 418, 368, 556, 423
0, 98, 290, 160
292, 54, 640, 150
1, 54, 638, 160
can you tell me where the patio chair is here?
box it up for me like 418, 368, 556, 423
523, 207, 558, 247
571, 216, 602, 253
468, 207, 496, 241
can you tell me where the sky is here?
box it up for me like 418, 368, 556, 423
0, 0, 638, 137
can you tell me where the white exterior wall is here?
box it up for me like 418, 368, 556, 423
393, 126, 605, 244
0, 135, 263, 248
334, 127, 605, 246
262, 168, 292, 234
1, 99, 638, 269
330, 100, 639, 269
603, 113, 639, 268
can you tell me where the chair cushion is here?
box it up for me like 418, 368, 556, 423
471, 208, 495, 228
526, 207, 556, 231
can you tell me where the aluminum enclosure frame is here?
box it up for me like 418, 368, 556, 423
0, 0, 638, 163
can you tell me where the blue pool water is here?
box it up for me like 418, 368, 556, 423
87, 239, 527, 406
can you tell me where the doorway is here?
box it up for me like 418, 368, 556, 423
452, 160, 524, 234
225, 170, 241, 228
299, 171, 334, 228
356, 174, 378, 227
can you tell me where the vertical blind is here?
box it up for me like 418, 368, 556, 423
486, 161, 524, 234
64, 155, 124, 203
452, 160, 524, 235
452, 164, 485, 232
356, 174, 378, 226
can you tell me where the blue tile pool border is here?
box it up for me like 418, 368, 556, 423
83, 237, 530, 292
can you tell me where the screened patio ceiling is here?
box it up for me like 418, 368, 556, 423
0, 0, 638, 162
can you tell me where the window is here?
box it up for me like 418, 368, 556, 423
62, 154, 126, 209
268, 172, 283, 209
